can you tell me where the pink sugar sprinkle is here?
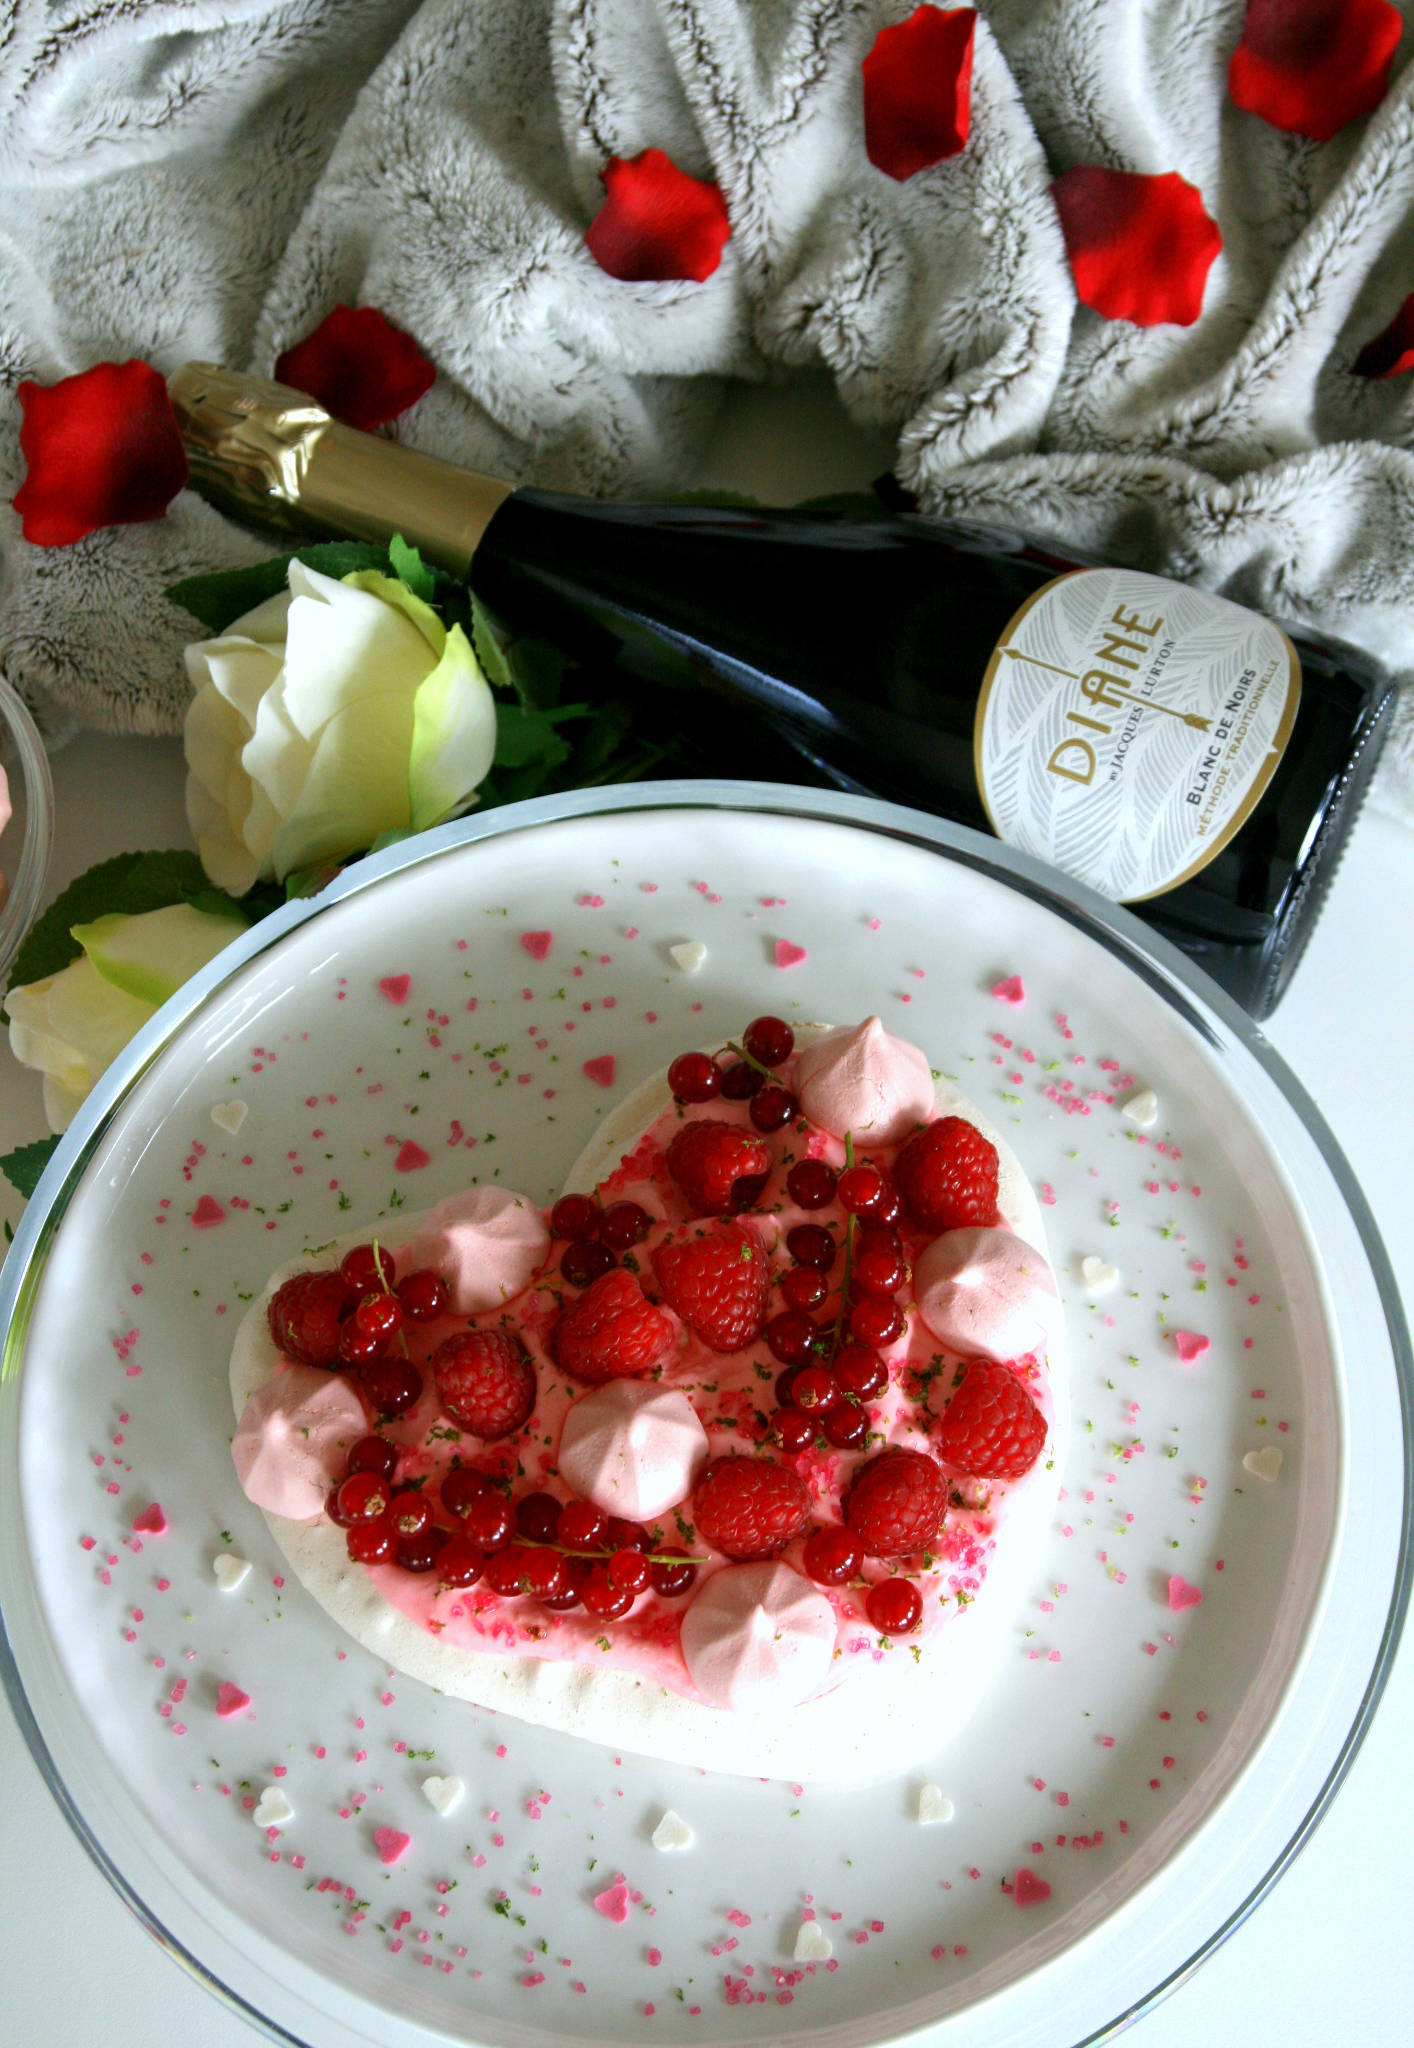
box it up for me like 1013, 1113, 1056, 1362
582, 1055, 616, 1087
394, 1140, 430, 1173
991, 974, 1025, 1004
1168, 1576, 1203, 1612
1171, 1329, 1210, 1362
593, 1881, 633, 1923
374, 1827, 411, 1866
216, 1681, 250, 1718
132, 1502, 167, 1536
520, 931, 553, 960
773, 939, 808, 969
378, 974, 412, 1004
190, 1195, 225, 1228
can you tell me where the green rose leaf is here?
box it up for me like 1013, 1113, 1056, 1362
0, 1133, 61, 1198
166, 541, 397, 633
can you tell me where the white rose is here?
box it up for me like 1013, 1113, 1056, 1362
4, 903, 243, 1131
182, 560, 497, 893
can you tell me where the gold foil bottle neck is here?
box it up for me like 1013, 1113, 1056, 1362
167, 362, 512, 575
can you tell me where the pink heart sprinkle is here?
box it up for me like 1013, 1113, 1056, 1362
1172, 1329, 1210, 1362
992, 974, 1026, 1005
132, 1502, 167, 1536
394, 1140, 431, 1173
216, 1681, 250, 1717
773, 939, 808, 969
593, 1880, 632, 1922
1013, 1867, 1051, 1907
520, 931, 553, 960
583, 1056, 617, 1088
190, 1195, 225, 1228
379, 975, 412, 1004
375, 1827, 411, 1866
1168, 1575, 1203, 1612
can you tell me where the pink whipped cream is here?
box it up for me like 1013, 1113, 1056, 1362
792, 1015, 935, 1143
557, 1381, 710, 1521
679, 1563, 838, 1710
391, 1184, 549, 1313
233, 1366, 367, 1519
914, 1227, 1060, 1364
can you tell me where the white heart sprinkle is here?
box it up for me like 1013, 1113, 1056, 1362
793, 1919, 833, 1963
1243, 1446, 1284, 1483
211, 1099, 248, 1135
421, 1774, 465, 1816
651, 1808, 694, 1851
1121, 1088, 1158, 1127
917, 1785, 954, 1825
213, 1553, 252, 1592
1080, 1255, 1119, 1294
668, 941, 707, 974
252, 1786, 293, 1829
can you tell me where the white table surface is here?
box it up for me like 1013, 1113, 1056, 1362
2, 385, 1412, 2044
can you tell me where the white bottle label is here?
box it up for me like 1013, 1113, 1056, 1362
974, 569, 1300, 902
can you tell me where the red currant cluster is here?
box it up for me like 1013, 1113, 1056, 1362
766, 1158, 911, 1456
268, 1240, 449, 1418
326, 1444, 697, 1620
799, 1524, 924, 1635
666, 1013, 799, 1132
548, 1191, 653, 1287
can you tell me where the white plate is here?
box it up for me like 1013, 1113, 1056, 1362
1, 785, 1408, 2048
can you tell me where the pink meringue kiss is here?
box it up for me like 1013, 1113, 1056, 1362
793, 1016, 935, 1144
232, 1367, 367, 1519
914, 1227, 1060, 1364
392, 1184, 549, 1314
680, 1562, 837, 1711
557, 1381, 709, 1521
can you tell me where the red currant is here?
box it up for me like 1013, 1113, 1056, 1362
598, 1200, 652, 1251
354, 1291, 404, 1343
837, 1164, 891, 1217
791, 1364, 839, 1413
766, 1308, 820, 1367
437, 1535, 485, 1589
786, 1158, 837, 1209
648, 1548, 697, 1598
603, 1516, 650, 1552
560, 1239, 616, 1288
606, 1548, 651, 1597
484, 1545, 531, 1596
803, 1525, 863, 1586
833, 1344, 888, 1401
667, 1051, 722, 1103
866, 1578, 923, 1634
749, 1085, 798, 1133
719, 1059, 764, 1101
335, 1472, 391, 1523
853, 1232, 909, 1296
396, 1268, 448, 1322
780, 1265, 828, 1311
772, 1406, 817, 1454
325, 1484, 356, 1528
346, 1518, 395, 1565
388, 1490, 433, 1540
785, 1223, 837, 1270
347, 1434, 399, 1482
580, 1569, 633, 1620
550, 1193, 601, 1242
823, 1401, 869, 1449
523, 1549, 571, 1601
336, 1319, 385, 1368
396, 1525, 449, 1574
850, 1296, 905, 1348
774, 1365, 804, 1408
361, 1356, 423, 1416
441, 1465, 493, 1519
742, 1015, 795, 1068
459, 1493, 514, 1552
556, 1499, 609, 1552
541, 1554, 591, 1610
340, 1242, 396, 1292
515, 1491, 563, 1544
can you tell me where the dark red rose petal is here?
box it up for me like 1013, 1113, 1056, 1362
585, 147, 730, 283
274, 305, 435, 431
862, 4, 977, 180
12, 359, 188, 548
1051, 167, 1222, 328
1353, 292, 1414, 377
1228, 0, 1401, 142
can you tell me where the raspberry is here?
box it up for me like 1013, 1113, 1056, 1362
651, 1221, 768, 1352
934, 1361, 1047, 1480
844, 1448, 947, 1559
691, 1456, 812, 1560
551, 1267, 675, 1384
665, 1118, 772, 1216
431, 1329, 537, 1439
894, 1117, 1000, 1234
267, 1268, 352, 1366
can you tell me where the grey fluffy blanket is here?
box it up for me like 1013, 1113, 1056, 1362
1, 0, 1412, 821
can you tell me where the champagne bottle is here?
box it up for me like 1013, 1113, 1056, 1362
169, 363, 1396, 1020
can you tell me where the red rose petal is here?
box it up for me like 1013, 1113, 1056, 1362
1227, 0, 1401, 142
13, 359, 188, 548
1051, 168, 1222, 327
1354, 291, 1414, 377
274, 305, 435, 431
585, 148, 730, 283
862, 5, 977, 180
